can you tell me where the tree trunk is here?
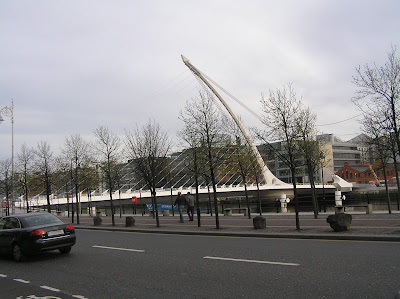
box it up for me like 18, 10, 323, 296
207, 184, 212, 216
170, 188, 174, 217
75, 184, 80, 224
25, 183, 29, 213
193, 150, 201, 227
109, 192, 115, 226
307, 164, 318, 219
153, 190, 160, 227
70, 171, 74, 223
256, 177, 262, 216
195, 175, 201, 227
383, 165, 392, 214
151, 195, 155, 218
45, 177, 51, 214
244, 184, 251, 219
290, 166, 300, 230
208, 160, 219, 229
46, 194, 51, 213
119, 189, 122, 218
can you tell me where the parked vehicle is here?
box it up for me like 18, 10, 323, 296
0, 212, 76, 262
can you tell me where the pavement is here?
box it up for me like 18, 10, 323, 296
59, 210, 400, 242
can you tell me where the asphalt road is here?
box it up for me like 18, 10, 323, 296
1, 230, 399, 299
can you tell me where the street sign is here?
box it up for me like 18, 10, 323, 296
131, 196, 137, 205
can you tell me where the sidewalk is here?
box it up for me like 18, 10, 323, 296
60, 211, 400, 242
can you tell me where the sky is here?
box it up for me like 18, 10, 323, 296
1, 0, 399, 161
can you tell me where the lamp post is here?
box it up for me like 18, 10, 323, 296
0, 100, 14, 216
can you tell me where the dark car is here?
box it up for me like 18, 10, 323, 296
0, 212, 76, 262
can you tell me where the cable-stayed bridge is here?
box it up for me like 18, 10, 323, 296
29, 179, 344, 209
25, 56, 352, 209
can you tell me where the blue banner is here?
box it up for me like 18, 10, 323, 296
146, 204, 177, 211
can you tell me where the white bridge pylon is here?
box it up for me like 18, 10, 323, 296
181, 55, 289, 187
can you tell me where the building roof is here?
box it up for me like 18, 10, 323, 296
347, 133, 369, 145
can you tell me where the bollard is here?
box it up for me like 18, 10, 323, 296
253, 216, 266, 229
280, 194, 290, 213
93, 215, 102, 226
126, 216, 135, 227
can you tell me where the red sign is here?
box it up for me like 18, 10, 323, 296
131, 196, 137, 205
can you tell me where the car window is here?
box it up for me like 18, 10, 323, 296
23, 214, 63, 227
0, 218, 6, 229
3, 217, 21, 229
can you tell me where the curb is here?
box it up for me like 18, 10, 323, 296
74, 225, 400, 242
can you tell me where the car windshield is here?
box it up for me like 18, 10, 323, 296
23, 214, 63, 227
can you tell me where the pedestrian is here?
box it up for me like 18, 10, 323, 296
174, 191, 186, 223
186, 192, 195, 221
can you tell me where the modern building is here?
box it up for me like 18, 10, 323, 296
318, 133, 370, 172
258, 133, 373, 185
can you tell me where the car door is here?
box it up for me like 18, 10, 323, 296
0, 217, 8, 249
0, 217, 21, 250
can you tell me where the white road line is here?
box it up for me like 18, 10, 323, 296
40, 285, 61, 292
203, 256, 299, 266
93, 245, 145, 252
7, 275, 87, 298
13, 278, 30, 284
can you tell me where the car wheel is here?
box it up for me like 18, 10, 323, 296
59, 246, 71, 254
12, 243, 24, 262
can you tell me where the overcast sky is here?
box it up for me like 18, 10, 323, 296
1, 1, 399, 160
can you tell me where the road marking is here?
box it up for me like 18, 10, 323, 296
13, 278, 30, 284
203, 256, 299, 266
93, 245, 145, 252
4, 273, 88, 298
40, 285, 61, 292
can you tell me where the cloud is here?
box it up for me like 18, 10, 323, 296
0, 0, 399, 159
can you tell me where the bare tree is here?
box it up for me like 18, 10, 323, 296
81, 163, 100, 217
55, 158, 73, 217
232, 143, 257, 219
248, 155, 265, 216
352, 45, 400, 151
297, 106, 324, 219
259, 83, 302, 230
361, 112, 393, 213
180, 90, 231, 229
227, 121, 262, 219
177, 125, 204, 227
125, 119, 171, 228
16, 143, 35, 213
62, 134, 91, 224
352, 45, 400, 207
93, 126, 122, 226
35, 141, 54, 213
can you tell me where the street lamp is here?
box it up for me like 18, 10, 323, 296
0, 100, 14, 216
